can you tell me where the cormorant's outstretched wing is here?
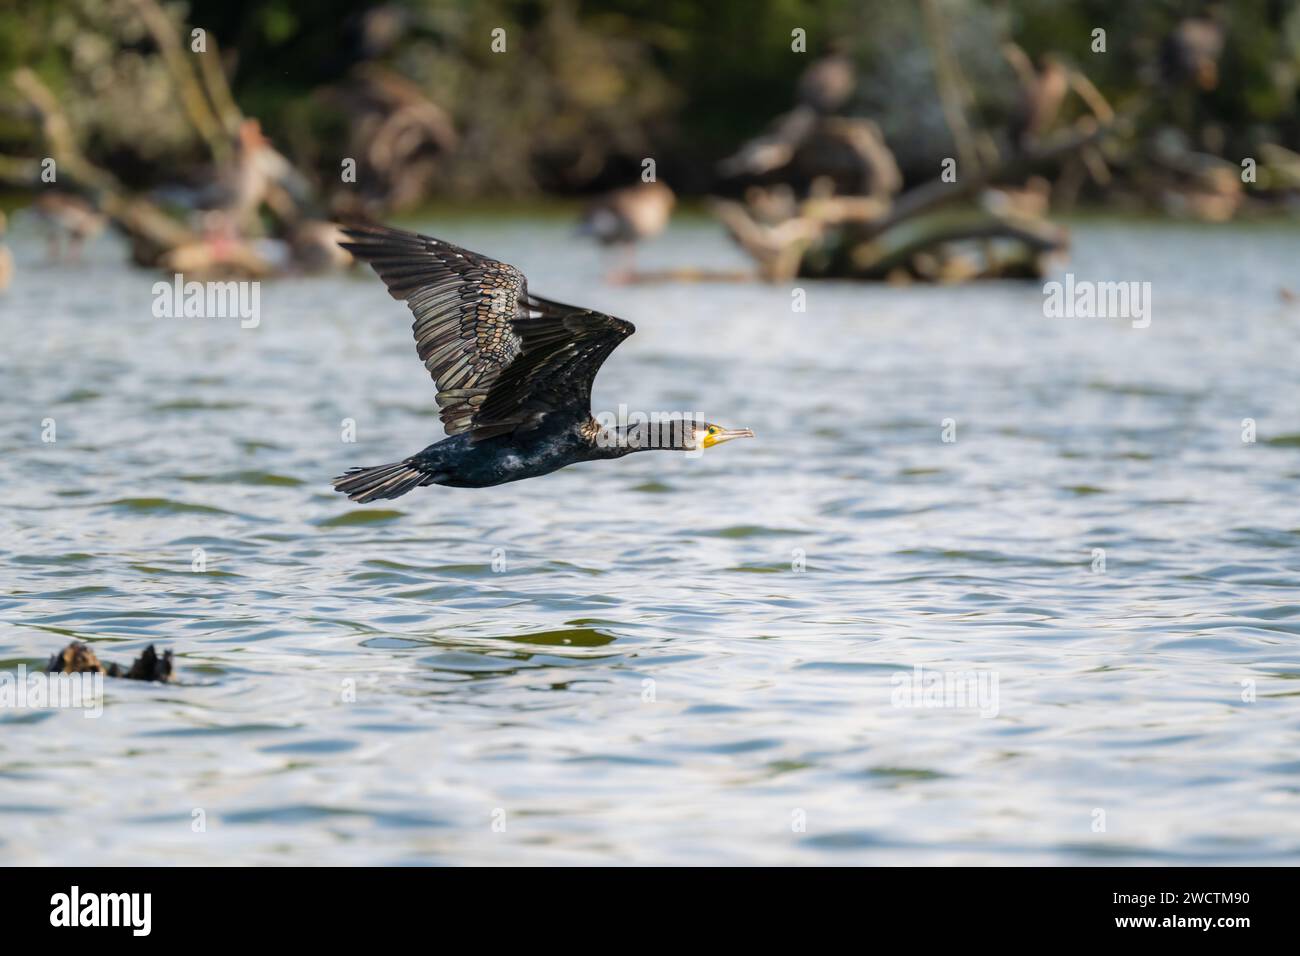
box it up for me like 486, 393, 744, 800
339, 224, 634, 440
473, 300, 634, 439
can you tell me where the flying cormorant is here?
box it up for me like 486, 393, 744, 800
333, 224, 753, 502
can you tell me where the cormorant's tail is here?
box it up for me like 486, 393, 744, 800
333, 459, 432, 503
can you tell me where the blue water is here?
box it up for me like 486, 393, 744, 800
2, 217, 1299, 864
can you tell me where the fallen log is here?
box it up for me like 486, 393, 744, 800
11, 68, 198, 266
817, 213, 1069, 281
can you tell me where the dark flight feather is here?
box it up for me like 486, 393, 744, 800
340, 223, 634, 441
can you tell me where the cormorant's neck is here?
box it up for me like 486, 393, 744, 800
587, 424, 684, 458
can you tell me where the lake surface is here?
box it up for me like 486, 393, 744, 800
2, 215, 1299, 865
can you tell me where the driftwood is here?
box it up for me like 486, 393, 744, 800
323, 64, 459, 216
10, 0, 333, 277
11, 68, 197, 265
12, 67, 275, 274
1259, 143, 1300, 191
713, 126, 1087, 284
710, 196, 827, 281
6, 0, 355, 277
710, 15, 1120, 285
714, 100, 1113, 282
869, 116, 1110, 237
826, 215, 1069, 282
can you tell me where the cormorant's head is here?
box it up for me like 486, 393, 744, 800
691, 421, 755, 451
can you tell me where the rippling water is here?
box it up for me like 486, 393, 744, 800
2, 216, 1299, 865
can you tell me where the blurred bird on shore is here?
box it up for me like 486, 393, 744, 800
577, 180, 675, 281
28, 192, 106, 262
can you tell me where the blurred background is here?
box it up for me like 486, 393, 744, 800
1, 0, 1299, 283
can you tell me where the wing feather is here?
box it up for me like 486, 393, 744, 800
340, 223, 634, 440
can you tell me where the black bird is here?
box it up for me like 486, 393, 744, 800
333, 224, 754, 502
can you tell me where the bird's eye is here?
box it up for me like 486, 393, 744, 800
707, 426, 717, 436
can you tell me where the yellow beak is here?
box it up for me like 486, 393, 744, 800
702, 426, 756, 449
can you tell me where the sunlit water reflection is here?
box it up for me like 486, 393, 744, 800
2, 216, 1299, 864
